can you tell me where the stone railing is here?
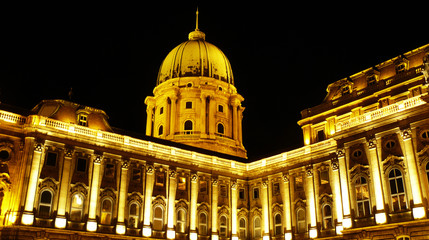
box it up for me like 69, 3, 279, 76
0, 110, 27, 125
336, 95, 426, 132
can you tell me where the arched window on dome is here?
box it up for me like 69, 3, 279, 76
217, 123, 225, 135
158, 125, 163, 137
184, 120, 193, 134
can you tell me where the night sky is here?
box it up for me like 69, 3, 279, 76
1, 2, 427, 159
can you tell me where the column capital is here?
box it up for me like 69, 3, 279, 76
400, 128, 412, 140
231, 180, 237, 190
121, 160, 129, 169
331, 157, 339, 171
336, 148, 345, 158
367, 138, 377, 149
169, 170, 177, 179
306, 165, 314, 178
282, 172, 290, 183
34, 143, 43, 152
191, 174, 198, 183
212, 178, 218, 186
146, 165, 154, 175
94, 155, 103, 164
64, 147, 74, 158
262, 180, 268, 188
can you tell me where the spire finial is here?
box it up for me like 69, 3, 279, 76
195, 7, 199, 31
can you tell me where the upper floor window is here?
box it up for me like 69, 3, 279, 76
295, 174, 304, 191
320, 169, 329, 185
253, 187, 259, 199
76, 157, 87, 172
128, 202, 140, 228
296, 208, 306, 234
355, 176, 371, 217
178, 177, 187, 191
100, 198, 113, 225
38, 190, 53, 218
77, 114, 88, 126
219, 215, 228, 237
153, 205, 164, 230
389, 168, 407, 211
239, 188, 245, 200
239, 218, 247, 240
159, 107, 164, 115
70, 193, 84, 222
274, 213, 283, 235
158, 125, 164, 136
45, 152, 57, 167
322, 204, 333, 229
176, 209, 186, 233
198, 212, 208, 235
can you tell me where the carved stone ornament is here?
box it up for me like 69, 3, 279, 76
401, 128, 412, 140
64, 147, 73, 158
146, 165, 154, 174
121, 160, 129, 169
34, 143, 43, 152
282, 173, 290, 183
94, 155, 102, 164
262, 180, 268, 188
367, 138, 377, 149
336, 148, 345, 158
231, 180, 237, 190
306, 165, 314, 177
191, 174, 198, 182
169, 170, 177, 178
331, 157, 339, 170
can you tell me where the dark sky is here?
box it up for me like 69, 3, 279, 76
1, 2, 427, 159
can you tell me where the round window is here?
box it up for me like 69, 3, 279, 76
352, 149, 363, 158
420, 129, 429, 140
0, 150, 10, 161
385, 140, 396, 149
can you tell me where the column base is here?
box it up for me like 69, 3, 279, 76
55, 216, 67, 228
166, 228, 176, 239
211, 233, 219, 240
116, 223, 126, 234
413, 206, 426, 219
342, 215, 352, 228
309, 227, 318, 238
335, 223, 343, 235
21, 212, 34, 225
231, 234, 239, 240
262, 233, 270, 240
189, 231, 198, 240
375, 211, 387, 224
86, 219, 98, 232
284, 231, 293, 240
142, 225, 152, 237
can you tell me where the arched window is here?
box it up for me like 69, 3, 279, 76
70, 193, 84, 221
153, 205, 164, 230
176, 209, 186, 233
253, 216, 261, 238
322, 204, 333, 229
198, 212, 208, 235
128, 202, 140, 228
217, 123, 225, 135
274, 213, 282, 235
355, 176, 371, 217
38, 190, 53, 218
296, 208, 306, 234
184, 120, 193, 134
219, 215, 228, 237
239, 217, 246, 240
100, 198, 113, 225
158, 125, 163, 136
389, 168, 407, 211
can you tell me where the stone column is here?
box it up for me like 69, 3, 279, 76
55, 147, 73, 228
21, 140, 44, 225
365, 138, 387, 224
232, 101, 239, 142
231, 181, 238, 240
200, 95, 207, 137
337, 149, 352, 228
143, 165, 155, 237
400, 128, 426, 219
306, 166, 318, 239
169, 96, 177, 137
167, 170, 177, 239
261, 180, 270, 240
209, 96, 216, 138
281, 173, 292, 240
238, 107, 244, 145
331, 157, 343, 234
116, 160, 129, 234
189, 174, 199, 240
87, 155, 103, 232
211, 179, 219, 240
146, 106, 154, 136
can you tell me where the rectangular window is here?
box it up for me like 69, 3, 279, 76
295, 175, 304, 191
76, 158, 87, 172
239, 188, 245, 200
45, 152, 57, 167
186, 101, 193, 109
320, 170, 329, 185
78, 114, 88, 126
178, 177, 187, 190
272, 182, 280, 196
156, 172, 165, 187
220, 185, 228, 198
253, 187, 259, 199
132, 169, 141, 182
317, 129, 326, 142
199, 180, 207, 194
218, 105, 224, 112
105, 164, 115, 178
160, 107, 164, 115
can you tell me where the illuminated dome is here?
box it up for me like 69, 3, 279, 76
156, 29, 234, 85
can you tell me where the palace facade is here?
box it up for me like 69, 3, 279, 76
0, 13, 429, 240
